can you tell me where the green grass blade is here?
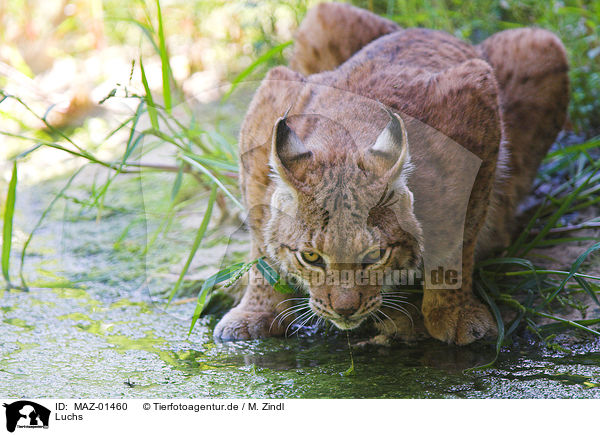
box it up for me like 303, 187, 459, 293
506, 199, 547, 257
155, 0, 172, 112
535, 311, 600, 337
180, 152, 238, 172
188, 261, 247, 334
179, 154, 244, 210
538, 318, 600, 335
256, 258, 278, 285
189, 283, 211, 335
545, 138, 600, 159
543, 242, 600, 306
467, 281, 505, 371
535, 236, 598, 247
171, 167, 183, 201
274, 280, 297, 294
2, 161, 17, 286
477, 257, 541, 294
204, 130, 237, 159
504, 291, 533, 337
221, 40, 293, 102
19, 166, 86, 288
112, 18, 160, 53
140, 57, 159, 130
573, 276, 600, 307
256, 257, 297, 294
167, 184, 217, 306
519, 169, 598, 256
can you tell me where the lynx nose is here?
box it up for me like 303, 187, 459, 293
333, 306, 358, 317
329, 291, 362, 318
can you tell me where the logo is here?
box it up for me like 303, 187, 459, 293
3, 401, 50, 433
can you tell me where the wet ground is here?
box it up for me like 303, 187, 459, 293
1, 163, 600, 399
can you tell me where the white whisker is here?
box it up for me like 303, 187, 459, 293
276, 305, 310, 327
381, 304, 414, 327
381, 302, 411, 317
272, 303, 308, 321
370, 311, 383, 327
270, 303, 310, 331
286, 310, 314, 337
382, 296, 419, 312
290, 312, 317, 336
275, 297, 309, 308
377, 309, 398, 333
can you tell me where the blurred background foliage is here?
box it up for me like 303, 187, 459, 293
0, 0, 598, 136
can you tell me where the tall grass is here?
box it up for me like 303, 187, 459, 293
473, 137, 600, 364
0, 0, 287, 295
1, 0, 599, 362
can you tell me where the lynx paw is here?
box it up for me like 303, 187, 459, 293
355, 334, 392, 348
214, 308, 283, 341
423, 302, 497, 345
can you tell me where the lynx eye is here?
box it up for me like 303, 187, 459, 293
362, 248, 388, 266
299, 251, 324, 266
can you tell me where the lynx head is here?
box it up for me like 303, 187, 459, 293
264, 107, 423, 330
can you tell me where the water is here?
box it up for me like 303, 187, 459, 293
1, 169, 599, 399
2, 284, 599, 398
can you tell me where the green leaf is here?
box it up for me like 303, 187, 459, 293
140, 57, 159, 130
167, 184, 217, 306
221, 40, 293, 102
274, 281, 296, 294
544, 242, 600, 306
342, 331, 355, 376
179, 155, 244, 211
19, 166, 87, 287
188, 262, 247, 334
256, 257, 278, 285
574, 276, 600, 307
2, 161, 17, 286
466, 281, 505, 372
256, 258, 297, 294
171, 167, 183, 201
155, 0, 172, 112
519, 169, 598, 256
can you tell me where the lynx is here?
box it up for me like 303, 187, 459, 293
214, 3, 569, 345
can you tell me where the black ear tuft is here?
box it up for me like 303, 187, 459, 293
364, 106, 410, 179
274, 116, 312, 165
271, 113, 313, 186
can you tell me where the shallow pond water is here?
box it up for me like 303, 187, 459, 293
2, 284, 600, 399
1, 168, 600, 399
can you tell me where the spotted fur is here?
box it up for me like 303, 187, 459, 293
214, 3, 569, 345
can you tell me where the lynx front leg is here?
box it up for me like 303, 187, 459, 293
290, 2, 399, 75
214, 250, 294, 340
414, 59, 502, 345
421, 261, 497, 345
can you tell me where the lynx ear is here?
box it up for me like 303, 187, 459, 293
271, 112, 313, 185
364, 107, 410, 181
